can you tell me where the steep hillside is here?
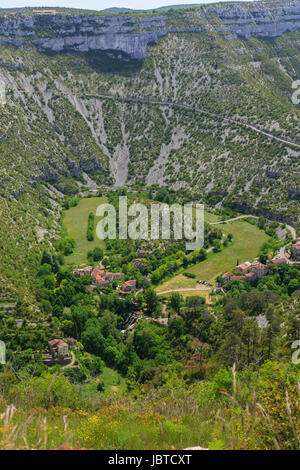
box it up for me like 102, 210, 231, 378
0, 1, 299, 297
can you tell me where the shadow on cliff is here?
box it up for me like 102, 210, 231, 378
44, 50, 144, 76
86, 50, 144, 76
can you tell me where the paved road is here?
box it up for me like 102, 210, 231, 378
210, 214, 258, 225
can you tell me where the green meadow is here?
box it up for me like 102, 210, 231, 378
156, 219, 270, 293
63, 197, 107, 266
80, 367, 126, 399
64, 196, 269, 293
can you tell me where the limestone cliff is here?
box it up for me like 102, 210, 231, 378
1, 1, 300, 58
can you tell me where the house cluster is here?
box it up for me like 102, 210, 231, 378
33, 9, 57, 14
292, 238, 300, 261
42, 337, 77, 366
222, 257, 287, 285
72, 264, 138, 294
133, 248, 151, 269
72, 266, 93, 277
91, 266, 124, 288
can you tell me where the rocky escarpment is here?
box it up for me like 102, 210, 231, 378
0, 14, 203, 59
1, 1, 300, 59
210, 0, 300, 38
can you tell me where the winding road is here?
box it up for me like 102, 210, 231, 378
210, 214, 296, 240
62, 351, 76, 369
88, 93, 300, 150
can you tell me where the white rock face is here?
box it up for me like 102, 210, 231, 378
212, 1, 300, 38
0, 13, 203, 59
1, 2, 300, 58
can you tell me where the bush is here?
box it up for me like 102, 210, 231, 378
7, 372, 82, 410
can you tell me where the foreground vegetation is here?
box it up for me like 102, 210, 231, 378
0, 359, 299, 450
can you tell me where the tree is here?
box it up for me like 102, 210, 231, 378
97, 381, 105, 393
92, 246, 103, 262
258, 216, 266, 230
133, 323, 164, 360
58, 236, 75, 256
41, 250, 52, 265
81, 318, 105, 356
213, 239, 221, 252
144, 288, 159, 315
169, 292, 182, 314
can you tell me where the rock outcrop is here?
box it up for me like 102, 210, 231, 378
211, 0, 300, 38
0, 14, 203, 59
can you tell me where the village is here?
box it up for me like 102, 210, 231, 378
41, 220, 300, 372
71, 264, 138, 294
221, 238, 300, 285
70, 237, 300, 292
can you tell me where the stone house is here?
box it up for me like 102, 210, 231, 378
137, 248, 147, 257
245, 272, 257, 281
269, 257, 287, 266
292, 239, 300, 260
48, 339, 69, 358
250, 260, 268, 278
92, 266, 124, 289
222, 272, 233, 284
236, 261, 251, 274
72, 266, 92, 277
120, 280, 137, 294
133, 258, 144, 269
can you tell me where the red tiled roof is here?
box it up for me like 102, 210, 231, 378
251, 261, 267, 270
121, 280, 137, 290
48, 339, 67, 349
271, 258, 286, 264
237, 263, 249, 270
245, 272, 256, 278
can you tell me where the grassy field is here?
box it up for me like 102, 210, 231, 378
63, 197, 107, 266
62, 198, 220, 268
80, 367, 126, 399
156, 219, 269, 293
159, 289, 211, 302
204, 210, 222, 224
156, 273, 212, 292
